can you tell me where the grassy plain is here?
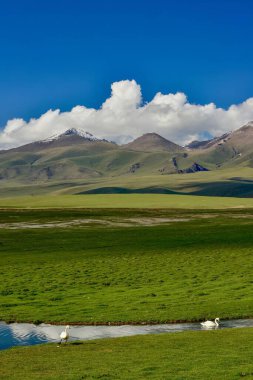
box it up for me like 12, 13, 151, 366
1, 166, 253, 199
1, 328, 253, 379
0, 208, 253, 324
1, 193, 253, 208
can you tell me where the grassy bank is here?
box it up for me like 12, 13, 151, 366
1, 328, 253, 379
1, 209, 253, 323
1, 193, 253, 209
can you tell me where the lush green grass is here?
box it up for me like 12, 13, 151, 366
1, 193, 253, 209
1, 328, 253, 379
1, 209, 253, 323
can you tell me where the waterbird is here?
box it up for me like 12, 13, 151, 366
201, 318, 220, 328
58, 325, 70, 346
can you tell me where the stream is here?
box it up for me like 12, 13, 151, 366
1, 319, 253, 350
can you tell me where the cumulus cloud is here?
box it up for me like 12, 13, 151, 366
1, 79, 253, 149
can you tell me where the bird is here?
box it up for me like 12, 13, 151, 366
201, 318, 220, 328
58, 325, 70, 346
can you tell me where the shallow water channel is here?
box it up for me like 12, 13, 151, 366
1, 319, 253, 350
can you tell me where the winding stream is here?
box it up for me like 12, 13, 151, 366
1, 319, 253, 350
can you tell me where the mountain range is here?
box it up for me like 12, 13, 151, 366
1, 122, 253, 197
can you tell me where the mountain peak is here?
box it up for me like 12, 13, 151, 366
236, 121, 253, 133
7, 128, 113, 153
43, 128, 100, 142
137, 132, 170, 140
123, 132, 184, 152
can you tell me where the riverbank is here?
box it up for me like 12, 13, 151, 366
3, 315, 253, 326
1, 328, 253, 379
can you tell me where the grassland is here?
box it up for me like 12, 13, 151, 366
1, 208, 253, 324
1, 207, 253, 379
1, 166, 253, 199
1, 328, 253, 379
1, 193, 253, 209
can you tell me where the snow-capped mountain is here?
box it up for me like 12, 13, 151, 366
5, 127, 113, 154
41, 128, 101, 142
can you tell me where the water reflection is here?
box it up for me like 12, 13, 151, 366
1, 319, 253, 350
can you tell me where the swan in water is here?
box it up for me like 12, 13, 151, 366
58, 325, 70, 346
201, 318, 220, 327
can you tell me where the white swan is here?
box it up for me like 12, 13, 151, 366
58, 325, 70, 345
201, 318, 220, 327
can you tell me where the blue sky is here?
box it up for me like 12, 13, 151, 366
0, 0, 253, 146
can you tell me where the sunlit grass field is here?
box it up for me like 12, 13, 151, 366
1, 193, 253, 208
1, 328, 253, 379
1, 208, 253, 323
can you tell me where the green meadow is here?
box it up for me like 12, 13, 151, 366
1, 328, 253, 379
1, 208, 253, 324
1, 193, 253, 209
1, 206, 253, 379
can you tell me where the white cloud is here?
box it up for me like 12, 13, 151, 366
1, 79, 253, 149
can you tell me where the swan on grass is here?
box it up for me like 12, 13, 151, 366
57, 325, 70, 346
201, 318, 220, 328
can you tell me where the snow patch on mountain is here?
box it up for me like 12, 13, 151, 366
41, 128, 101, 142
